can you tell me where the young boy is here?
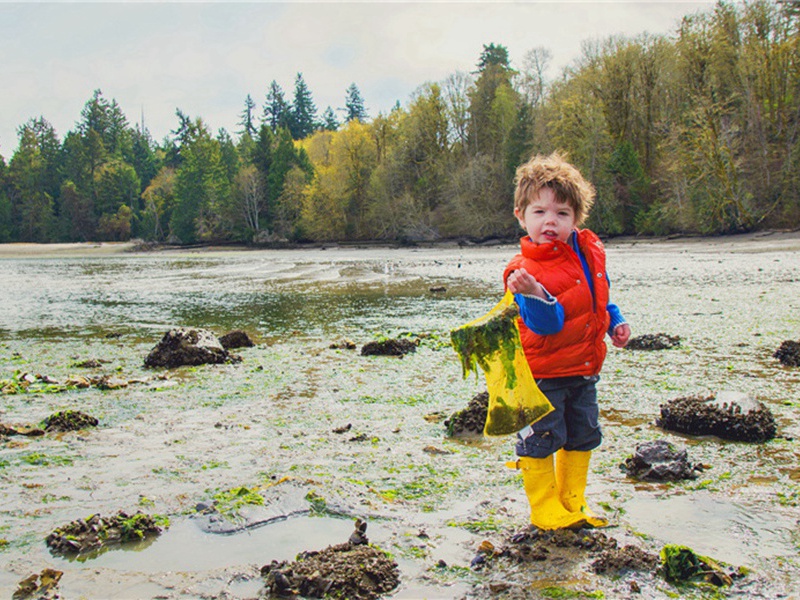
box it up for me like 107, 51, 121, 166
504, 152, 631, 530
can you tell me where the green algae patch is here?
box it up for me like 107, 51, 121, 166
46, 511, 167, 557
660, 544, 734, 587
450, 291, 552, 436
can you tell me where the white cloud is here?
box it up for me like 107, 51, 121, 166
0, 1, 715, 157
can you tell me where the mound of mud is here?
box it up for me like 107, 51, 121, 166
218, 330, 255, 349
656, 392, 777, 442
43, 410, 98, 432
774, 340, 800, 367
626, 333, 681, 351
444, 391, 488, 437
361, 338, 417, 356
622, 440, 703, 482
261, 520, 399, 600
592, 545, 659, 574
144, 327, 239, 368
46, 511, 165, 556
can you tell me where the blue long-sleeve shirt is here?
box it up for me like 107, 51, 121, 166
514, 231, 626, 337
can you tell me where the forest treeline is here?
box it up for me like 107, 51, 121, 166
0, 0, 798, 245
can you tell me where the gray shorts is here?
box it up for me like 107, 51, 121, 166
515, 375, 602, 458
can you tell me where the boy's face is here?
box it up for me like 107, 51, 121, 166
514, 187, 577, 245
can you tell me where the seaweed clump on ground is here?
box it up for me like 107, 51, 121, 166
656, 392, 776, 442
622, 439, 704, 482
12, 568, 63, 600
361, 338, 418, 356
444, 391, 488, 438
261, 520, 399, 600
625, 333, 681, 351
774, 340, 800, 367
660, 544, 739, 587
46, 511, 167, 556
43, 410, 98, 432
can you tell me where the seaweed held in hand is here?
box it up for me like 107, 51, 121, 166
450, 291, 553, 436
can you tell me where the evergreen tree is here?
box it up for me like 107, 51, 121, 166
344, 83, 368, 122
0, 155, 13, 242
8, 125, 55, 242
263, 81, 289, 133
288, 73, 317, 140
321, 106, 339, 131
476, 43, 511, 72
238, 94, 258, 137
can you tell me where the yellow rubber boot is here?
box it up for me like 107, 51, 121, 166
555, 449, 609, 528
508, 456, 587, 530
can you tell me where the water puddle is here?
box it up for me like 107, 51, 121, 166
622, 491, 795, 566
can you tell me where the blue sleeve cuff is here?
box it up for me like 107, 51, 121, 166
515, 290, 565, 335
607, 302, 626, 336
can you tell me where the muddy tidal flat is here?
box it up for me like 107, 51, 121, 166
1, 233, 800, 599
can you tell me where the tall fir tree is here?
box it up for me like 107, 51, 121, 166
238, 94, 258, 137
288, 73, 317, 140
263, 81, 288, 133
344, 83, 368, 122
321, 106, 339, 131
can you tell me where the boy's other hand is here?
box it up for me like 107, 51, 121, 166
506, 268, 545, 299
611, 323, 631, 348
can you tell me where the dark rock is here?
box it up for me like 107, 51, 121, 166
444, 391, 488, 437
43, 410, 99, 433
622, 440, 703, 481
218, 330, 255, 349
144, 328, 238, 368
626, 333, 681, 351
774, 340, 800, 367
656, 391, 776, 443
360, 338, 417, 356
261, 520, 399, 600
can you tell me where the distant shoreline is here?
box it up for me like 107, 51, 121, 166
1, 229, 799, 259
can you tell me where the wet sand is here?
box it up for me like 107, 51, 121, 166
1, 232, 800, 599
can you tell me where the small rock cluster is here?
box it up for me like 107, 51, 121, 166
261, 520, 399, 600
360, 338, 418, 356
144, 328, 243, 368
625, 333, 681, 351
46, 511, 165, 556
622, 440, 704, 481
43, 410, 98, 433
656, 392, 777, 443
774, 340, 800, 367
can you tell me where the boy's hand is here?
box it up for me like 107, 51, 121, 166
506, 268, 545, 299
611, 323, 631, 348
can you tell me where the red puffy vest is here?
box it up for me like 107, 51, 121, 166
503, 229, 611, 378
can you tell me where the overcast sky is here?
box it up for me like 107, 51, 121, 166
0, 1, 716, 159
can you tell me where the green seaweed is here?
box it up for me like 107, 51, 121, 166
450, 303, 521, 384
485, 400, 549, 436
660, 544, 733, 587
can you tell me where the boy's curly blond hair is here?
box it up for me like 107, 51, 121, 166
514, 151, 595, 226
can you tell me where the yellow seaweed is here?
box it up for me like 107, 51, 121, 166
450, 291, 553, 436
